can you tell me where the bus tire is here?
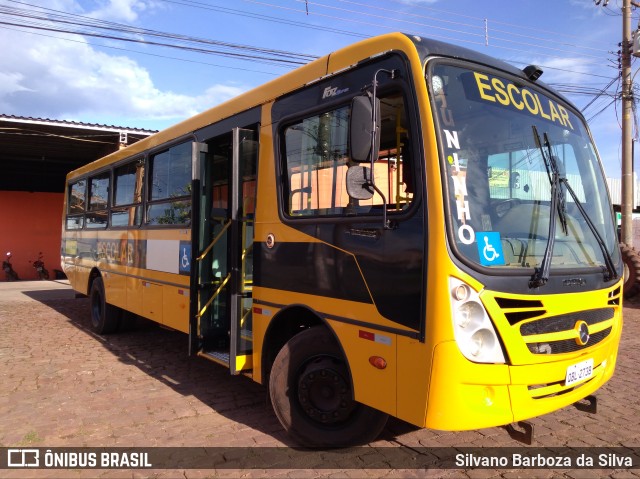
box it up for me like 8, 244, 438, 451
621, 243, 640, 298
89, 277, 121, 334
269, 327, 388, 447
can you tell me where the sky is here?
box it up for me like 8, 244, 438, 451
0, 0, 630, 178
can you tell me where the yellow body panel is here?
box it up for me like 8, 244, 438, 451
126, 275, 144, 317
163, 287, 190, 333
421, 281, 622, 430
326, 319, 397, 416
427, 341, 513, 429
102, 270, 127, 310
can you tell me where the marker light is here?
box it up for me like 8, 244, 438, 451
369, 356, 387, 369
450, 277, 506, 364
452, 283, 470, 302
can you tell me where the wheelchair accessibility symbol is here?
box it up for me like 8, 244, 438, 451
178, 241, 191, 275
476, 232, 505, 266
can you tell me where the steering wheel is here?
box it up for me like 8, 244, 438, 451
493, 198, 522, 219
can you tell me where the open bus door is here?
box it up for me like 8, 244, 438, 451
190, 127, 257, 375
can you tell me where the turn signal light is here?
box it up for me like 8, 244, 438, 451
369, 356, 387, 369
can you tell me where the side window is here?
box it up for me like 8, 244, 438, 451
284, 107, 349, 216
282, 92, 414, 218
87, 173, 109, 229
66, 179, 86, 230
147, 142, 192, 225
112, 159, 145, 227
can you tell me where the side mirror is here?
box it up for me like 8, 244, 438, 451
349, 96, 380, 163
346, 165, 374, 200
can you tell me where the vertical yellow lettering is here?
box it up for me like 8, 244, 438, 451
491, 78, 510, 106
474, 72, 495, 102
507, 84, 524, 110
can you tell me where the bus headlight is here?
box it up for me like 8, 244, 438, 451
450, 278, 506, 364
455, 301, 484, 329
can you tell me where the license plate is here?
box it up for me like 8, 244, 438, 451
565, 358, 594, 387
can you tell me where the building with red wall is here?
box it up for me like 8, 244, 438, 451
0, 115, 155, 281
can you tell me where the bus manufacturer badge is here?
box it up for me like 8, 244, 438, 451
575, 321, 590, 346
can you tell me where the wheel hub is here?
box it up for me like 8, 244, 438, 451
297, 357, 355, 424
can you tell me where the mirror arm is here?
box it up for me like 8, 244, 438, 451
370, 181, 392, 229
370, 68, 397, 230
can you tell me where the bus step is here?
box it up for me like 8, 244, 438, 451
198, 350, 229, 367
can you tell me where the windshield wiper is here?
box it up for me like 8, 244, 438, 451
529, 126, 617, 287
529, 126, 565, 288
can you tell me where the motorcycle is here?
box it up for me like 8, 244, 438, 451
30, 252, 49, 280
3, 252, 19, 281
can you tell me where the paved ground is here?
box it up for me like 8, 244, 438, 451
0, 280, 639, 478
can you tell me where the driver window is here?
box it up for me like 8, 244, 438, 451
282, 92, 414, 218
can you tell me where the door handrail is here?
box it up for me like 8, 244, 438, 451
197, 219, 231, 261
197, 272, 231, 319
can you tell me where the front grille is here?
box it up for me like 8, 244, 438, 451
495, 297, 543, 309
520, 308, 614, 336
505, 309, 546, 324
527, 327, 611, 355
494, 296, 546, 326
608, 286, 622, 306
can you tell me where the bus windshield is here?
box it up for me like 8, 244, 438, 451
430, 62, 619, 275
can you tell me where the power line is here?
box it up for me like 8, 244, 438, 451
160, 0, 367, 39
245, 0, 613, 65
0, 0, 623, 121
2, 0, 317, 65
304, 0, 610, 55
0, 24, 281, 76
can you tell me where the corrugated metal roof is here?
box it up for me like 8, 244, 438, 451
0, 114, 158, 134
0, 114, 156, 192
606, 176, 640, 208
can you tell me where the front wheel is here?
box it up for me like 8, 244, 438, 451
89, 277, 121, 334
269, 327, 388, 447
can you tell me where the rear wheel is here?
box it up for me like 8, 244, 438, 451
269, 327, 388, 447
89, 277, 121, 334
620, 243, 640, 299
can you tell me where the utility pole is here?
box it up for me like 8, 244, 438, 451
597, 0, 637, 245
620, 0, 637, 246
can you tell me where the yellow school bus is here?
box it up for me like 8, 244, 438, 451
61, 32, 623, 446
